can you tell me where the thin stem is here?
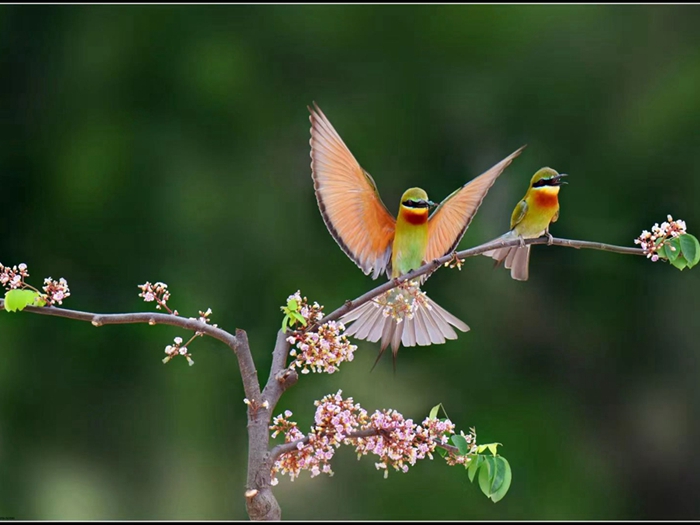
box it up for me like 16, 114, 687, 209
21, 281, 42, 295
178, 331, 202, 351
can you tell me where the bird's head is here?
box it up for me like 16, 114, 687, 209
400, 188, 437, 211
529, 168, 568, 191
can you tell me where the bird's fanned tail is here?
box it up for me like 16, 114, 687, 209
341, 284, 469, 369
483, 231, 531, 281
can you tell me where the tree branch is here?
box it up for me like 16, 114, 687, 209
261, 330, 297, 409
319, 235, 643, 325
0, 302, 262, 402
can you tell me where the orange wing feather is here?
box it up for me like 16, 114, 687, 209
309, 103, 396, 279
425, 146, 526, 263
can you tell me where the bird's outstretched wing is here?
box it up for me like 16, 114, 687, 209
309, 103, 396, 279
424, 146, 526, 263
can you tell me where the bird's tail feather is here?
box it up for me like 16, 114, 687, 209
341, 286, 469, 369
483, 231, 531, 281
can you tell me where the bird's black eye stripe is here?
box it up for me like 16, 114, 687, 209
533, 178, 553, 188
402, 199, 431, 209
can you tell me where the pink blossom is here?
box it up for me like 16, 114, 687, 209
42, 277, 71, 305
270, 392, 478, 485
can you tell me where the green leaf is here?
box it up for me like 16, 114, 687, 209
287, 298, 298, 311
290, 311, 307, 326
451, 434, 470, 455
4, 289, 41, 312
467, 455, 482, 483
478, 456, 493, 497
474, 454, 511, 501
664, 238, 680, 263
671, 255, 688, 270
477, 443, 501, 454
656, 245, 667, 259
489, 457, 512, 503
486, 443, 502, 456
680, 234, 700, 268
429, 403, 441, 420
281, 314, 290, 332
437, 447, 447, 458
488, 455, 507, 494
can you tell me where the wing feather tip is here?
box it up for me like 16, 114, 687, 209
307, 104, 396, 279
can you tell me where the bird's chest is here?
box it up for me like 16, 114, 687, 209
516, 190, 560, 237
392, 218, 429, 277
533, 189, 559, 210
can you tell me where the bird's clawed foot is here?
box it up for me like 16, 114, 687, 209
518, 236, 526, 248
546, 231, 554, 245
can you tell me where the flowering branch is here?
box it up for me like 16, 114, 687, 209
270, 428, 380, 460
0, 300, 262, 403
269, 427, 460, 463
267, 392, 479, 486
317, 234, 644, 326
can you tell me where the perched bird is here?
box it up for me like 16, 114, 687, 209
483, 167, 567, 281
308, 102, 524, 366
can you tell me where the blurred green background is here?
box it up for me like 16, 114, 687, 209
2, 4, 700, 520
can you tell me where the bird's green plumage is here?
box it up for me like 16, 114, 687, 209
510, 200, 528, 230
511, 167, 562, 238
392, 187, 430, 278
529, 167, 559, 184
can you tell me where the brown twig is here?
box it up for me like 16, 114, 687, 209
0, 305, 262, 402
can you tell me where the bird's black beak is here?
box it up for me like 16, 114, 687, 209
426, 200, 438, 209
551, 173, 568, 186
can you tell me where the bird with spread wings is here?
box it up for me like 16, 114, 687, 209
308, 103, 524, 366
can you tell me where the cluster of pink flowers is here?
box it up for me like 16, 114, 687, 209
163, 335, 195, 366
634, 215, 688, 261
269, 399, 349, 484
373, 279, 430, 324
284, 292, 357, 374
0, 262, 29, 290
270, 391, 474, 486
1, 262, 71, 307
42, 277, 71, 306
287, 320, 357, 374
353, 408, 462, 477
139, 281, 216, 367
138, 281, 177, 315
